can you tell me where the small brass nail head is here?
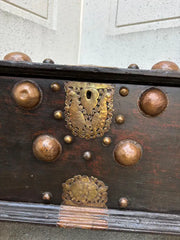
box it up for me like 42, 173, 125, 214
119, 197, 128, 208
128, 64, 139, 69
43, 58, 54, 64
115, 114, 125, 124
64, 135, 73, 144
83, 151, 92, 161
54, 110, 63, 120
51, 83, 60, 91
119, 87, 129, 97
42, 192, 52, 201
103, 137, 112, 146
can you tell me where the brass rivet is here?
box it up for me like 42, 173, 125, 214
83, 151, 92, 161
4, 52, 32, 62
139, 88, 168, 116
106, 92, 112, 99
12, 81, 41, 109
51, 83, 61, 91
119, 87, 129, 97
114, 140, 142, 166
64, 135, 73, 144
115, 114, 125, 124
152, 61, 179, 71
103, 137, 112, 146
42, 192, 52, 201
54, 110, 63, 120
119, 197, 128, 208
128, 64, 139, 69
43, 58, 54, 64
33, 135, 62, 162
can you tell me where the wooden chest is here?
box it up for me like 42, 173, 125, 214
0, 61, 179, 235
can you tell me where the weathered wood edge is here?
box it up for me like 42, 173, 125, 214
0, 61, 180, 86
0, 201, 179, 235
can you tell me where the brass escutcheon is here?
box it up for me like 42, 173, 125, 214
64, 82, 114, 139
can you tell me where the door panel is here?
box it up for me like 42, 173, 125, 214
0, 0, 81, 64
79, 0, 180, 69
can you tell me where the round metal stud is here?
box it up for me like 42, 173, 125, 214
103, 137, 112, 146
33, 135, 62, 162
83, 151, 92, 161
4, 52, 32, 62
42, 192, 52, 201
119, 197, 128, 208
64, 135, 73, 144
119, 87, 129, 97
139, 88, 168, 116
115, 114, 125, 124
152, 61, 179, 71
12, 81, 42, 109
128, 64, 139, 69
114, 140, 142, 166
50, 83, 61, 91
54, 110, 63, 120
43, 58, 54, 64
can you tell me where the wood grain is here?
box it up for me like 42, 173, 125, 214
0, 76, 179, 213
0, 60, 180, 86
0, 61, 179, 215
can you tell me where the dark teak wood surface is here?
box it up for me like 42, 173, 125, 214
0, 61, 179, 234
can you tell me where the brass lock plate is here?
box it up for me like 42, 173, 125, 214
64, 82, 114, 139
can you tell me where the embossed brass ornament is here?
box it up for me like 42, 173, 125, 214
64, 82, 114, 139
4, 52, 32, 62
12, 81, 42, 109
62, 175, 108, 208
114, 140, 142, 166
33, 135, 62, 162
152, 61, 179, 71
139, 88, 168, 116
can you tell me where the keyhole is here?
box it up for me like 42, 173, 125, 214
86, 90, 92, 99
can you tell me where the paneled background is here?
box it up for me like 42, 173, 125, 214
0, 0, 81, 64
0, 0, 179, 68
79, 0, 180, 68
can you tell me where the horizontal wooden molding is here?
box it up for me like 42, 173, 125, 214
0, 61, 180, 87
0, 201, 180, 235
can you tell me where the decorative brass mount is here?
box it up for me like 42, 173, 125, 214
62, 175, 108, 208
64, 82, 114, 139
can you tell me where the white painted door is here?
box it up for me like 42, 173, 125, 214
0, 0, 81, 64
78, 0, 180, 69
0, 0, 179, 68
